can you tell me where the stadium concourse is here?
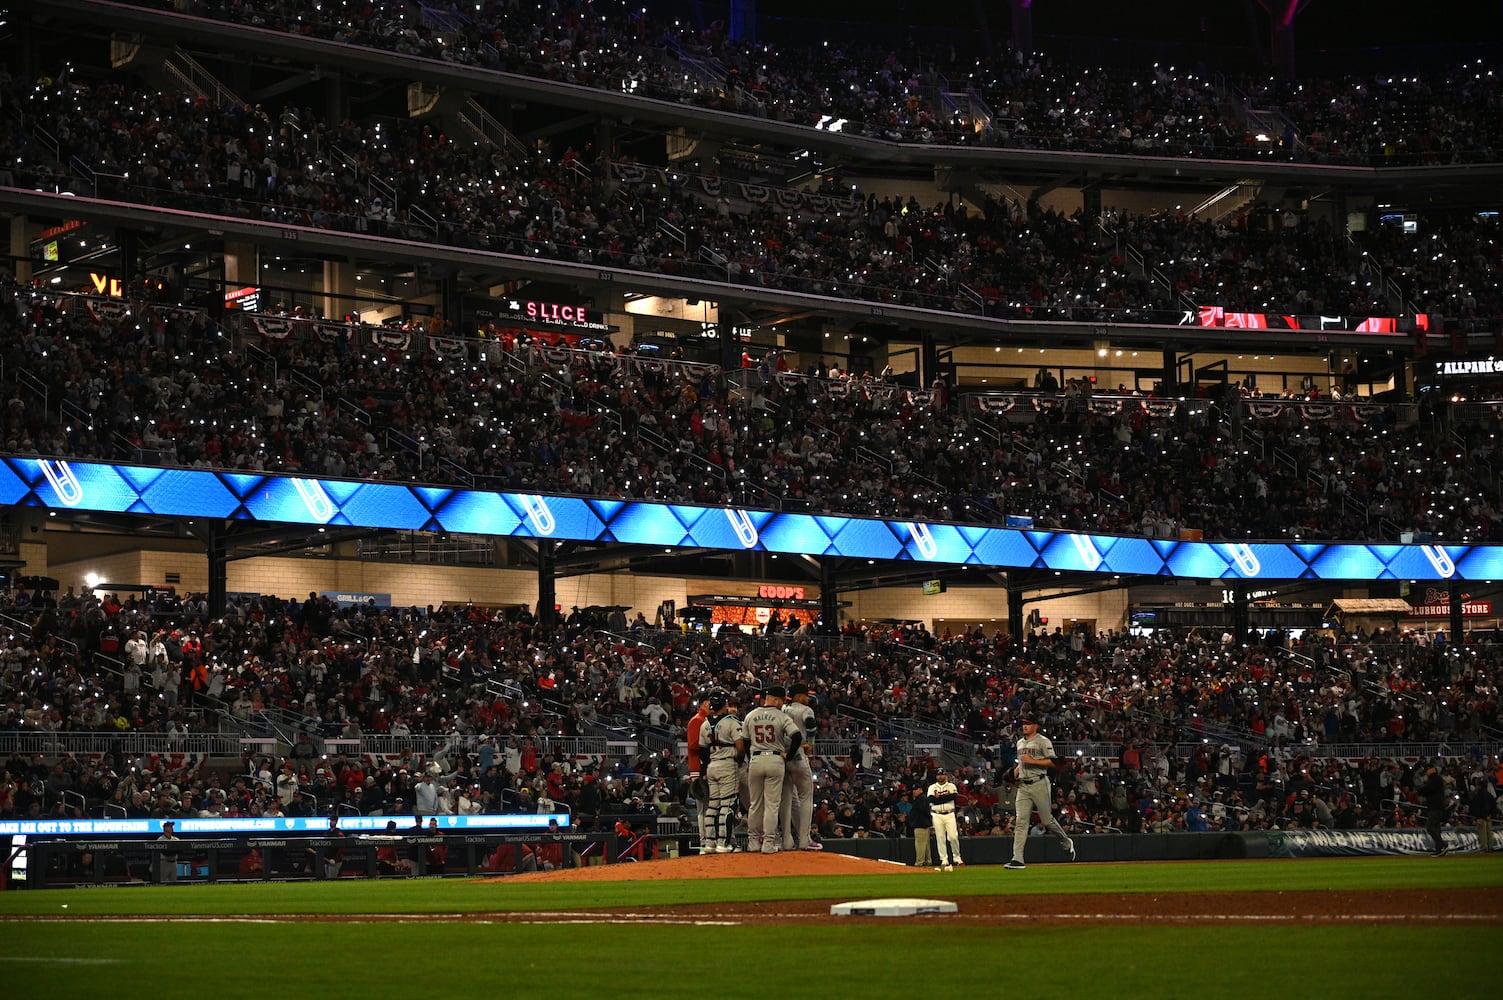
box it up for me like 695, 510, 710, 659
0, 585, 1498, 843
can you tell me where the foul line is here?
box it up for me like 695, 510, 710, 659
1, 912, 1494, 926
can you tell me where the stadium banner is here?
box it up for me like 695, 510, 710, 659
1, 455, 1498, 581
1266, 828, 1482, 857
0, 813, 569, 837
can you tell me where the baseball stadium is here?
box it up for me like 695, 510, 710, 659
1, 1, 1501, 996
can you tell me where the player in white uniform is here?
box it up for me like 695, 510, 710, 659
1006, 714, 1076, 869
926, 767, 963, 870
779, 682, 820, 850
741, 685, 803, 855
696, 689, 744, 853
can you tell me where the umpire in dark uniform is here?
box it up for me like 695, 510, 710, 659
1420, 765, 1451, 855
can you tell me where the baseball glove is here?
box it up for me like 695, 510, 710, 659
690, 777, 709, 801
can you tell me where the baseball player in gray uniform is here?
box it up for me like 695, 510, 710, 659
779, 682, 820, 851
741, 685, 803, 854
697, 689, 745, 853
1006, 714, 1076, 869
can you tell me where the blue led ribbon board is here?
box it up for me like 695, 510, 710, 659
1, 456, 1493, 581
0, 814, 569, 836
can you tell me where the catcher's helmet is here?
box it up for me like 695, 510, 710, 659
705, 687, 729, 712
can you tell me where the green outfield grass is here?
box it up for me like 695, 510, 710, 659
0, 856, 1497, 916
2, 857, 1498, 999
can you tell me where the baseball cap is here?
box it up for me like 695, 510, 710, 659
935, 766, 948, 775
764, 685, 787, 698
788, 682, 810, 697
1019, 712, 1037, 723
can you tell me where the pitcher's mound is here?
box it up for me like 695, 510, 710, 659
488, 850, 911, 884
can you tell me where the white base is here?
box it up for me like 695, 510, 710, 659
830, 897, 959, 917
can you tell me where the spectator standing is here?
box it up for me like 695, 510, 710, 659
414, 773, 441, 816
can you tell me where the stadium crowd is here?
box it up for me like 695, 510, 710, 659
1, 585, 1497, 841
4, 67, 1500, 328
0, 0, 1499, 861
5, 277, 1503, 543
111, 0, 1503, 164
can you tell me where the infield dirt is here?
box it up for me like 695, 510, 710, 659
479, 851, 1503, 925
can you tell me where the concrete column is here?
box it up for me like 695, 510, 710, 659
1230, 583, 1249, 646
1007, 586, 1026, 640
10, 215, 30, 283
1010, 0, 1034, 53
1448, 580, 1464, 645
729, 0, 756, 43
322, 258, 357, 321
596, 119, 615, 189
537, 540, 557, 633
223, 240, 258, 287
117, 228, 139, 283
205, 523, 227, 618
1262, 0, 1302, 80
325, 73, 348, 125
718, 312, 740, 374
819, 560, 839, 636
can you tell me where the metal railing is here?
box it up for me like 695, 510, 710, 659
657, 217, 686, 249
406, 203, 439, 239
416, 0, 469, 36
11, 367, 48, 411
456, 97, 531, 163
0, 731, 238, 756
162, 48, 245, 110
287, 368, 324, 404
337, 395, 371, 426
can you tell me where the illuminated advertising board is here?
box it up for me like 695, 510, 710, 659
468, 296, 613, 333
1188, 307, 1428, 336
0, 456, 1497, 581
0, 814, 568, 837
